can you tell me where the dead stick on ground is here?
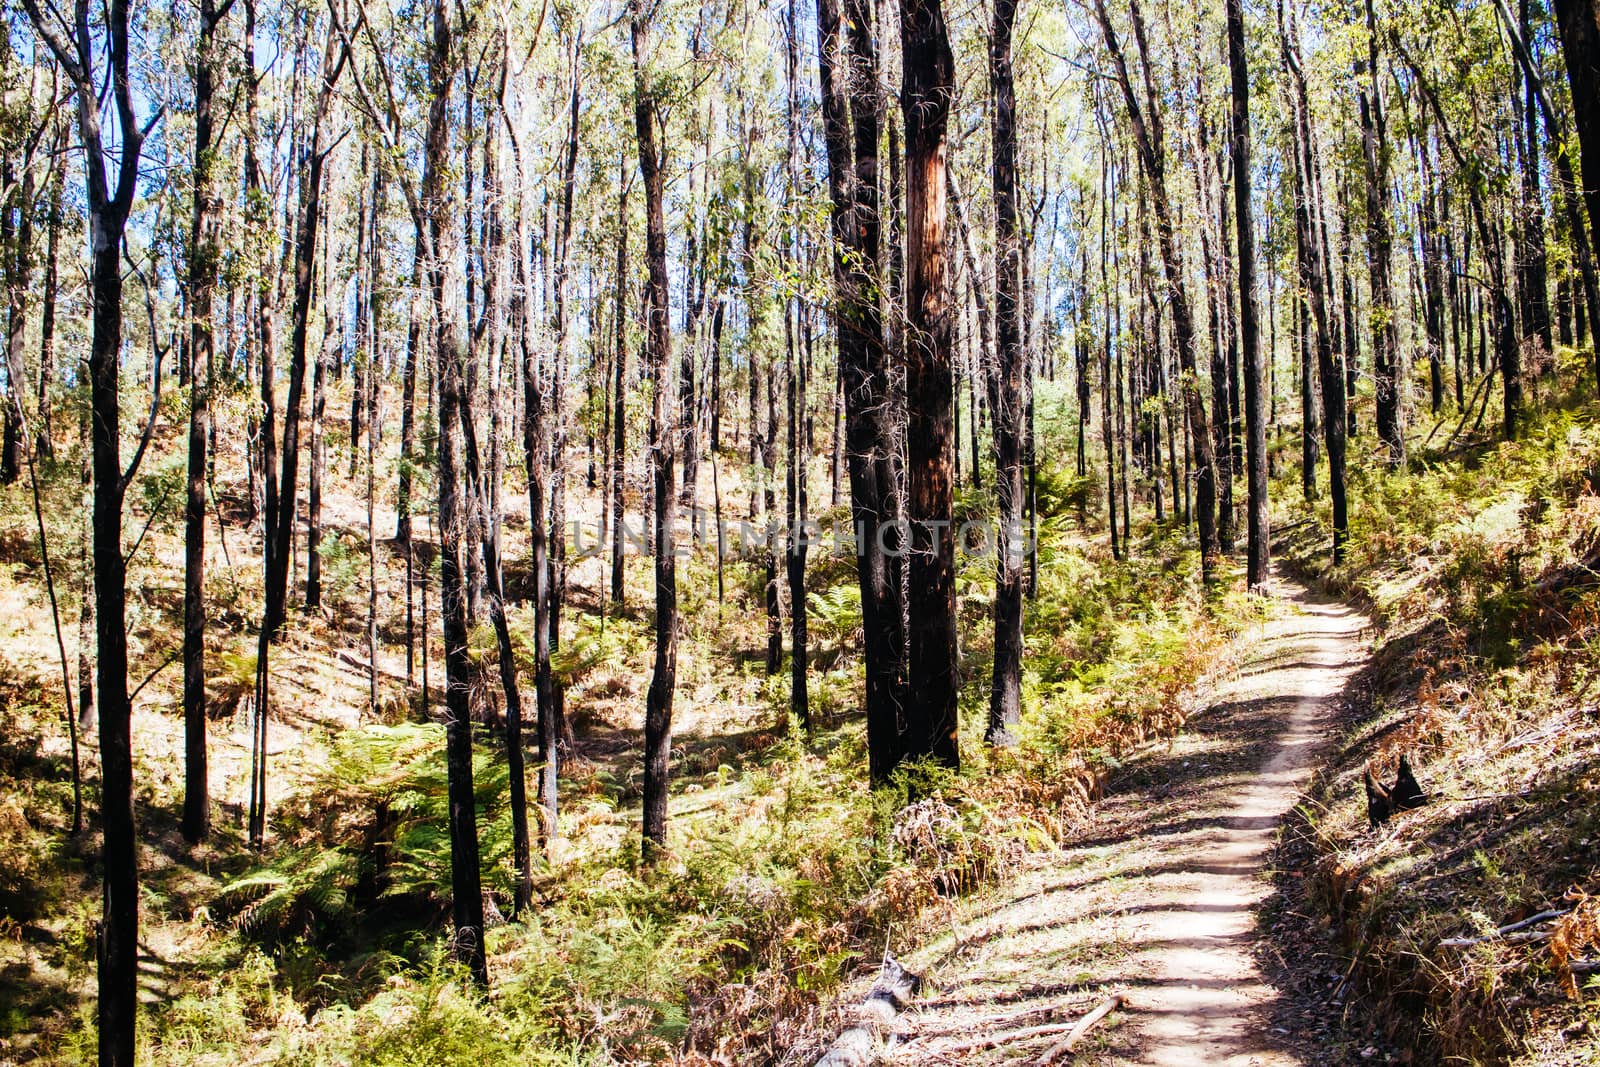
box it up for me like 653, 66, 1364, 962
908, 1020, 1086, 1056
1033, 994, 1125, 1065
1438, 908, 1570, 948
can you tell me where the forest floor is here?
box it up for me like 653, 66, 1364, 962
852, 572, 1377, 1066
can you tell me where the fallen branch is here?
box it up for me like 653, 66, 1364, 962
1033, 993, 1125, 1065
902, 1019, 1087, 1057
813, 955, 923, 1067
334, 648, 410, 685
1438, 909, 1570, 948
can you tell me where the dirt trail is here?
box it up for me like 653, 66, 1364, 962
882, 573, 1369, 1065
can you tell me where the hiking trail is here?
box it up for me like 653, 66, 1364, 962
877, 572, 1370, 1065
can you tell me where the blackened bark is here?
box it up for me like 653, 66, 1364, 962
20, 0, 148, 1050
1093, 0, 1219, 578
764, 350, 781, 677
611, 166, 629, 610
397, 225, 423, 545
1419, 137, 1448, 413
788, 301, 811, 730
1532, 0, 1600, 381
184, 0, 229, 843
1288, 36, 1348, 559
1228, 0, 1270, 588
900, 0, 960, 770
548, 36, 582, 754
1195, 108, 1235, 554
1, 162, 30, 487
1517, 0, 1552, 354
817, 0, 907, 781
519, 208, 555, 846
457, 334, 532, 913
988, 0, 1023, 745
36, 142, 61, 460
633, 2, 679, 853
414, 0, 486, 983
497, 100, 555, 847
305, 303, 329, 610
784, 0, 810, 731
1358, 0, 1404, 466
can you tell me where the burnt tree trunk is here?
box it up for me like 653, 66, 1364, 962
900, 0, 961, 769
20, 0, 149, 1054
423, 0, 487, 984
816, 0, 908, 781
183, 0, 230, 843
1227, 0, 1270, 588
1094, 0, 1219, 578
633, 0, 680, 852
1358, 0, 1404, 466
988, 0, 1024, 745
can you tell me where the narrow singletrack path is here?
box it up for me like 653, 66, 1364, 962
882, 573, 1370, 1065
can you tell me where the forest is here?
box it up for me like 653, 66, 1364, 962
2, 0, 1600, 1059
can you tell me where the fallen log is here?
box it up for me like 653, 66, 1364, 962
813, 955, 923, 1067
1033, 993, 1125, 1065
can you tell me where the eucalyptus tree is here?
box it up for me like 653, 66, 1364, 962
1554, 0, 1600, 274
1092, 0, 1220, 580
182, 0, 235, 845
815, 0, 907, 780
900, 0, 960, 769
421, 0, 488, 983
1227, 0, 1270, 588
632, 0, 680, 854
21, 0, 158, 1054
988, 0, 1024, 744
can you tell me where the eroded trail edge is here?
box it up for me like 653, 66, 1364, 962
882, 574, 1369, 1066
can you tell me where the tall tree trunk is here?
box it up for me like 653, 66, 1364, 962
988, 0, 1023, 745
499, 91, 556, 847
397, 223, 424, 547
1358, 0, 1405, 466
1, 162, 31, 487
1337, 189, 1360, 435
783, 0, 810, 731
1419, 135, 1448, 413
1195, 106, 1236, 554
611, 165, 629, 610
423, 0, 487, 984
899, 0, 960, 769
364, 164, 383, 722
36, 138, 61, 460
457, 306, 532, 916
20, 0, 150, 1052
764, 332, 781, 676
633, 0, 680, 853
548, 33, 582, 754
1517, 0, 1552, 356
305, 301, 329, 611
183, 0, 229, 843
399, 228, 424, 686
251, 27, 348, 845
1287, 29, 1348, 559
1228, 0, 1270, 588
1507, 0, 1600, 379
1093, 0, 1219, 578
816, 0, 907, 781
